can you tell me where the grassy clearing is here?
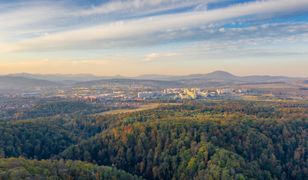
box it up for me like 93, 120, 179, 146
98, 103, 181, 115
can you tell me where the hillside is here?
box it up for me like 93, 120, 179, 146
58, 101, 307, 180
0, 100, 306, 179
0, 158, 141, 179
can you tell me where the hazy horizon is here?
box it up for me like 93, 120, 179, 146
1, 0, 308, 77
1, 70, 308, 78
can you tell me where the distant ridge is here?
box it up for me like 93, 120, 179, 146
7, 70, 239, 82
203, 70, 236, 79
134, 71, 236, 80
8, 73, 104, 82
0, 76, 59, 90
4, 71, 305, 88
75, 78, 183, 88
173, 71, 237, 80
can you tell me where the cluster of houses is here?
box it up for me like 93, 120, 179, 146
137, 88, 247, 100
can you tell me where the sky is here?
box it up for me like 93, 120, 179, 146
0, 0, 308, 77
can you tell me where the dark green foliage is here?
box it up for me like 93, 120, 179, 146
0, 100, 307, 179
0, 122, 77, 159
60, 119, 307, 179
15, 101, 105, 120
0, 99, 112, 121
0, 113, 120, 159
0, 158, 141, 179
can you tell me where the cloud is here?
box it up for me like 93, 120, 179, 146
0, 0, 308, 53
173, 27, 308, 60
0, 2, 69, 30
144, 52, 178, 61
0, 57, 127, 75
0, 0, 207, 32
77, 0, 208, 16
218, 28, 225, 33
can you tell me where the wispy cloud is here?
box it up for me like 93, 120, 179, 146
77, 0, 208, 16
144, 52, 178, 61
1, 0, 308, 53
0, 0, 207, 34
0, 2, 69, 30
0, 0, 308, 77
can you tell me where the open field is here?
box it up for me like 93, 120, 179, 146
98, 103, 181, 115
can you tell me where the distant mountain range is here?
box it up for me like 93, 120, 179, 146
0, 76, 59, 90
8, 73, 119, 82
75, 78, 183, 88
0, 71, 306, 90
133, 71, 304, 87
135, 71, 237, 81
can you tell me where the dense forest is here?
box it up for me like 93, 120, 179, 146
0, 100, 109, 120
0, 158, 141, 179
0, 100, 307, 179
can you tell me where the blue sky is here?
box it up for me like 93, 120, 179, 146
0, 0, 307, 76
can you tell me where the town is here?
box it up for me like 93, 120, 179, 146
0, 84, 267, 121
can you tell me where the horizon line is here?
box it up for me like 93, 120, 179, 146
1, 70, 307, 79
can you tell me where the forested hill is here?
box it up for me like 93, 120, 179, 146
0, 158, 141, 179
59, 102, 307, 180
0, 100, 307, 179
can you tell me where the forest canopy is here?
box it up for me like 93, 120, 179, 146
0, 100, 307, 179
